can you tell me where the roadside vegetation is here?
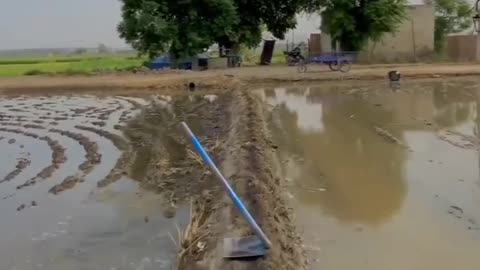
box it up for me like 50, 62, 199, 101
434, 0, 473, 54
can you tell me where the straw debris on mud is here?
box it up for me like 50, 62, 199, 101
180, 90, 305, 270
374, 126, 407, 147
124, 93, 226, 216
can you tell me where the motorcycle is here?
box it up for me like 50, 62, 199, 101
284, 47, 305, 66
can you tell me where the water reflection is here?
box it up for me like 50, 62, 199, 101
264, 80, 480, 270
432, 81, 476, 128
266, 81, 480, 224
266, 87, 407, 225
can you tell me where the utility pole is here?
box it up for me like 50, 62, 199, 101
474, 0, 480, 33
411, 17, 417, 62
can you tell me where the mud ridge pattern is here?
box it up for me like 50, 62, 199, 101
74, 125, 131, 187
0, 158, 31, 184
0, 95, 144, 197
437, 129, 479, 150
0, 127, 67, 190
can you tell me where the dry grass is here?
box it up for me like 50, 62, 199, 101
187, 149, 203, 166
169, 199, 213, 269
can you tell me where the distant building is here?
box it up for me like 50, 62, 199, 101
361, 1, 435, 62
311, 0, 435, 63
446, 34, 480, 62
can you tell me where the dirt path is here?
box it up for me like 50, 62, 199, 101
0, 63, 479, 93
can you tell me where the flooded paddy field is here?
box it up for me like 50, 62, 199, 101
2, 78, 480, 270
0, 93, 191, 270
261, 79, 480, 270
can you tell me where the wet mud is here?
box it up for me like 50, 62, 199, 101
123, 94, 224, 213
74, 125, 131, 188
49, 175, 85, 195
49, 128, 101, 173
0, 127, 67, 189
0, 95, 144, 194
0, 94, 191, 270
1, 158, 31, 183
121, 89, 306, 270
75, 125, 129, 151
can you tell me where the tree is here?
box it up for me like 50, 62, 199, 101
97, 43, 110, 54
73, 48, 87, 55
118, 0, 238, 59
434, 0, 473, 52
118, 0, 304, 59
303, 0, 408, 51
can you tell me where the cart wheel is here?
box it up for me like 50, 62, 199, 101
287, 56, 296, 66
329, 61, 340, 71
339, 60, 351, 73
297, 61, 307, 73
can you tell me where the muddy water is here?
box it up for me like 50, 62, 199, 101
261, 80, 480, 270
0, 94, 186, 270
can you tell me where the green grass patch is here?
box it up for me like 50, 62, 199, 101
271, 51, 287, 65
241, 48, 286, 66
0, 56, 145, 77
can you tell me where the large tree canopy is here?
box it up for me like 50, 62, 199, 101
303, 0, 408, 51
118, 0, 304, 59
118, 0, 238, 59
434, 0, 473, 52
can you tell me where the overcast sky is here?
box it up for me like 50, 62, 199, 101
0, 0, 126, 50
0, 0, 324, 50
0, 0, 475, 50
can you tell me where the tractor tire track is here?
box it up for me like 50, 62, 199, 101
75, 125, 131, 187
0, 128, 67, 190
0, 158, 31, 184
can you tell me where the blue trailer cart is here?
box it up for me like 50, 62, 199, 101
298, 51, 356, 73
148, 56, 193, 70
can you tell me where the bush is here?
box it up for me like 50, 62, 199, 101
60, 69, 92, 76
118, 65, 139, 72
54, 58, 84, 63
23, 69, 51, 76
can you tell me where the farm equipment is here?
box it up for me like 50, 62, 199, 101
297, 51, 357, 73
181, 122, 271, 259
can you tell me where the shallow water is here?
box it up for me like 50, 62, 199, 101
0, 94, 187, 270
262, 80, 480, 270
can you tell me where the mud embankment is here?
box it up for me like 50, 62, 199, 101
187, 90, 306, 270
124, 90, 305, 270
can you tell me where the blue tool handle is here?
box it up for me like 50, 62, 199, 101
181, 122, 272, 249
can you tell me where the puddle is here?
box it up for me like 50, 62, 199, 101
0, 94, 186, 270
262, 80, 480, 269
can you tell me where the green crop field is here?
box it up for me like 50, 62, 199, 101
0, 55, 145, 77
